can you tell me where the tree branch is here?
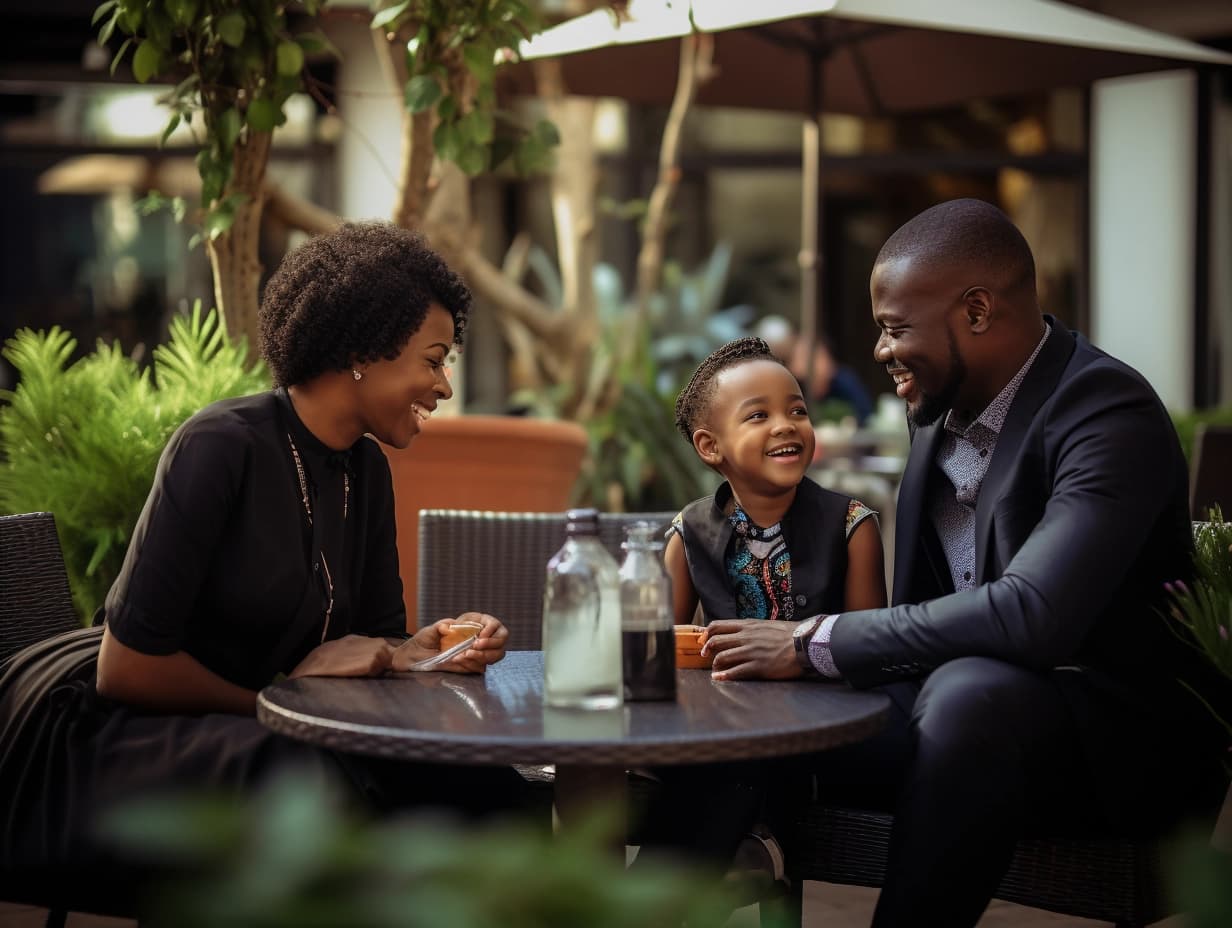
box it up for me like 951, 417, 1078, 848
263, 179, 343, 236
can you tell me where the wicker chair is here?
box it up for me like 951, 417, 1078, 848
771, 521, 1231, 928
0, 512, 87, 928
417, 508, 676, 649
0, 512, 81, 664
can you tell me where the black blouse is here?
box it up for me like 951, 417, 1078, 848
103, 389, 406, 691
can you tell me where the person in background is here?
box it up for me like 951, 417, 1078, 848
701, 199, 1229, 926
755, 314, 875, 424
0, 222, 537, 912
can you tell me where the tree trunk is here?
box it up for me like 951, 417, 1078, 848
374, 22, 437, 232
206, 129, 273, 347
534, 57, 600, 418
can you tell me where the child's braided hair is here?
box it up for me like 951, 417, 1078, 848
674, 336, 786, 443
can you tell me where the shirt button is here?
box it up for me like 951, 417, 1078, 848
795, 594, 807, 606
964, 571, 972, 582
979, 448, 988, 458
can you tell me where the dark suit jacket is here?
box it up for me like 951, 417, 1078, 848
831, 319, 1226, 812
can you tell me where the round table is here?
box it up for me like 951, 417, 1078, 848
258, 651, 890, 831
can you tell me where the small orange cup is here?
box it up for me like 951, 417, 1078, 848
675, 624, 712, 669
439, 620, 484, 652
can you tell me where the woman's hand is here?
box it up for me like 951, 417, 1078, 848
289, 634, 395, 679
394, 612, 508, 673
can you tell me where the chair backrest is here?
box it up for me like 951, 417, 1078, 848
418, 509, 675, 650
0, 512, 81, 663
1190, 423, 1232, 520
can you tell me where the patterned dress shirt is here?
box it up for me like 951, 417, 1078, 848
931, 324, 1050, 591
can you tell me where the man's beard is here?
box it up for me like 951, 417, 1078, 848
906, 330, 966, 428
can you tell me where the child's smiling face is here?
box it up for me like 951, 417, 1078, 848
693, 359, 815, 495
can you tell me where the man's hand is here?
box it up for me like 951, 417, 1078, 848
397, 612, 509, 674
702, 619, 803, 681
289, 634, 395, 679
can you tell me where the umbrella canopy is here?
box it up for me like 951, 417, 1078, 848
515, 0, 1232, 115
507, 0, 1232, 391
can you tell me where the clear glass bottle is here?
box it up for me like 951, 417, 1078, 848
542, 509, 623, 709
619, 521, 677, 702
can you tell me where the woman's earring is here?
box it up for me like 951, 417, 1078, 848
352, 369, 363, 381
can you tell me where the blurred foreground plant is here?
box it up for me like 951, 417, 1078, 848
1163, 508, 1232, 926
100, 770, 737, 928
0, 305, 268, 619
1166, 508, 1232, 736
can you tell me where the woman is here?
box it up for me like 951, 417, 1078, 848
0, 222, 532, 907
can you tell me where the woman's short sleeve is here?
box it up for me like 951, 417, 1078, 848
103, 416, 246, 655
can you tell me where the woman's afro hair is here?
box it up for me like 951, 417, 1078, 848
259, 221, 470, 387
674, 336, 784, 443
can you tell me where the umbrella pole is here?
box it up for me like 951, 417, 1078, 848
800, 48, 824, 401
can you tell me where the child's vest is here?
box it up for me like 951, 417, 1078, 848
678, 477, 853, 623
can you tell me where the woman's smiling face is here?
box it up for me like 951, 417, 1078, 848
353, 303, 455, 449
698, 359, 815, 494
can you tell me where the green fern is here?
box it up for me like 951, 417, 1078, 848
0, 303, 269, 621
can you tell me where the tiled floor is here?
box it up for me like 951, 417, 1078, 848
0, 887, 1187, 927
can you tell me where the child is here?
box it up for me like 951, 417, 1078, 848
666, 336, 886, 635
632, 337, 887, 904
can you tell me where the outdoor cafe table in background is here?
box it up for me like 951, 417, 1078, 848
257, 651, 891, 834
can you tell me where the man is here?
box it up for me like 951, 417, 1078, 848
702, 199, 1228, 925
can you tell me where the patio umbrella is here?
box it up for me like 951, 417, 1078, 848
509, 0, 1232, 386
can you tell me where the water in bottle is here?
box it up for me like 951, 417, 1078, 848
619, 521, 676, 702
542, 509, 623, 709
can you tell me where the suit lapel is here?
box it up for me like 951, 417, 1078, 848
973, 318, 1076, 580
892, 420, 944, 602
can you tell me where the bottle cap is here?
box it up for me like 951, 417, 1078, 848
622, 520, 663, 550
565, 508, 600, 536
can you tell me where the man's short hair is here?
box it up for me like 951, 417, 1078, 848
876, 198, 1036, 297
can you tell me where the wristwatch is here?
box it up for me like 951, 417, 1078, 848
792, 615, 824, 677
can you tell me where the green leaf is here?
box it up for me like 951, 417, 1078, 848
433, 122, 461, 161
216, 108, 241, 153
437, 95, 456, 122
462, 43, 495, 82
145, 6, 173, 47
487, 137, 516, 172
108, 37, 132, 76
456, 145, 486, 176
98, 9, 120, 45
217, 11, 245, 47
160, 113, 181, 147
245, 99, 282, 133
203, 206, 236, 241
294, 30, 339, 58
165, 0, 199, 28
404, 75, 442, 113
533, 119, 561, 147
460, 108, 494, 145
370, 1, 409, 31
275, 41, 304, 77
131, 40, 162, 83
91, 1, 118, 26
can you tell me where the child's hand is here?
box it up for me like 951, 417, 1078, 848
702, 619, 800, 681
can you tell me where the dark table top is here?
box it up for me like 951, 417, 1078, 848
257, 651, 891, 767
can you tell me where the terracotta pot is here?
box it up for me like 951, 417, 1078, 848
381, 415, 588, 631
